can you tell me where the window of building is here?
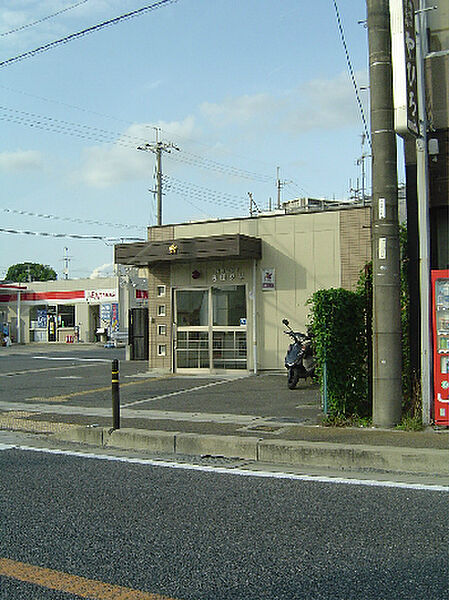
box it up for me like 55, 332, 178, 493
157, 344, 167, 356
157, 285, 166, 297
212, 285, 246, 326
176, 289, 208, 326
158, 324, 167, 336
57, 305, 75, 327
29, 305, 48, 329
158, 305, 166, 317
176, 331, 209, 368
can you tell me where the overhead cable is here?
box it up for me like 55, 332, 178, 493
163, 175, 247, 205
0, 0, 177, 68
0, 1, 89, 37
0, 84, 278, 182
163, 179, 247, 210
332, 0, 372, 148
0, 227, 144, 242
1, 206, 145, 231
0, 104, 276, 184
169, 151, 273, 183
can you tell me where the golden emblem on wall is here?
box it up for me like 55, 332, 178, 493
168, 243, 178, 255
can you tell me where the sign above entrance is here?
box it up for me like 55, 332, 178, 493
85, 289, 118, 302
212, 267, 245, 283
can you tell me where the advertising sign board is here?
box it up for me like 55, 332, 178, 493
262, 268, 275, 290
390, 0, 419, 136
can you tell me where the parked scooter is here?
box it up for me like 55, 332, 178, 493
282, 319, 315, 389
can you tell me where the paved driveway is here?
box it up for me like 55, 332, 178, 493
0, 344, 321, 435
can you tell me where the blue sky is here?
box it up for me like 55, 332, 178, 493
0, 0, 372, 279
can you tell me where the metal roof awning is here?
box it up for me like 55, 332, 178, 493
115, 234, 262, 266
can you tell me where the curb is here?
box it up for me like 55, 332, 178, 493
52, 426, 449, 476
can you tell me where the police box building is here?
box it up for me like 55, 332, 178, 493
115, 205, 371, 374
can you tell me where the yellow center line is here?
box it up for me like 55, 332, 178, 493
29, 375, 171, 403
0, 558, 180, 600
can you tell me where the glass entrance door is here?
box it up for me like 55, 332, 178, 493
174, 286, 247, 371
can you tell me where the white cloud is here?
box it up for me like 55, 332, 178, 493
200, 72, 368, 135
153, 116, 197, 141
78, 117, 197, 187
90, 262, 114, 278
0, 150, 43, 172
201, 93, 278, 126
283, 72, 367, 133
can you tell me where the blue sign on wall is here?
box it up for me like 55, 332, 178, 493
37, 309, 47, 328
100, 303, 112, 324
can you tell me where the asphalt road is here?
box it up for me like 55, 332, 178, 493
1, 443, 448, 600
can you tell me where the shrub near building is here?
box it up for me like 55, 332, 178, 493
308, 286, 370, 421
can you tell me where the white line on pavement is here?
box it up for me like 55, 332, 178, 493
121, 375, 250, 408
2, 444, 448, 493
33, 355, 110, 362
0, 363, 104, 377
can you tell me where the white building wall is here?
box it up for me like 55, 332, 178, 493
171, 211, 341, 369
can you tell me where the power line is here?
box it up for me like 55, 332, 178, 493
163, 176, 248, 210
0, 1, 89, 37
0, 227, 144, 242
0, 84, 280, 184
0, 206, 145, 231
164, 176, 247, 204
0, 0, 177, 68
0, 105, 124, 144
0, 104, 278, 185
169, 150, 273, 183
332, 0, 372, 148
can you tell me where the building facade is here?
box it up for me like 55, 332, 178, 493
115, 207, 371, 373
0, 270, 148, 345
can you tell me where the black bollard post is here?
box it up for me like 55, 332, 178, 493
111, 359, 120, 430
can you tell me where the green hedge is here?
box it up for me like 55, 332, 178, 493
308, 224, 413, 421
308, 286, 370, 418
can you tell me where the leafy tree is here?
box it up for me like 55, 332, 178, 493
6, 262, 57, 283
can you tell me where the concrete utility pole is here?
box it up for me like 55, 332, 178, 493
137, 128, 179, 226
276, 166, 288, 209
367, 0, 403, 427
63, 246, 71, 280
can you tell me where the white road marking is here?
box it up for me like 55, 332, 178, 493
122, 375, 250, 407
0, 363, 103, 377
33, 355, 110, 362
2, 444, 448, 493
